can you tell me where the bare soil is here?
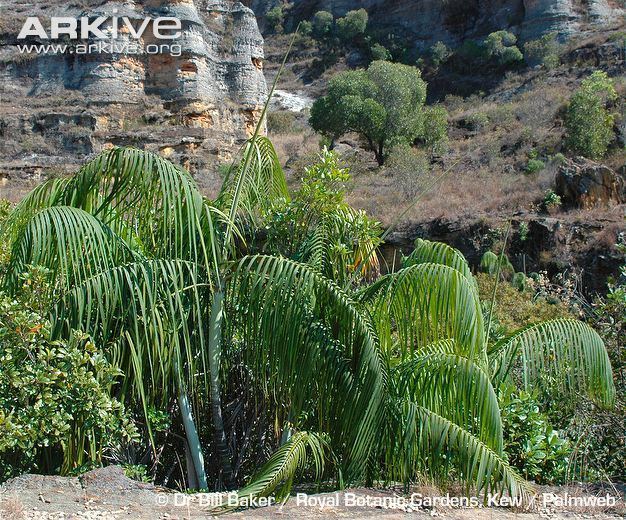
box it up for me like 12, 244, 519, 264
1, 467, 623, 520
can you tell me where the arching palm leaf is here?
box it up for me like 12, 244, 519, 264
490, 318, 615, 407
362, 263, 486, 362
4, 206, 136, 296
229, 254, 385, 481
397, 342, 503, 454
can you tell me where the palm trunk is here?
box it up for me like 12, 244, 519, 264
178, 381, 207, 489
208, 290, 235, 489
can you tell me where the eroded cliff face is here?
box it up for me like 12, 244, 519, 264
248, 0, 624, 45
0, 0, 267, 195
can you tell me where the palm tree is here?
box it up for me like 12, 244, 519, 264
1, 140, 615, 503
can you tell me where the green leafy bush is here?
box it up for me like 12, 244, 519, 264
543, 189, 562, 210
525, 158, 545, 174
484, 31, 523, 66
565, 71, 618, 159
336, 9, 368, 41
500, 385, 572, 484
312, 11, 333, 38
524, 32, 561, 69
0, 294, 137, 481
430, 41, 451, 67
422, 105, 449, 154
298, 20, 313, 37
266, 6, 284, 34
370, 42, 390, 61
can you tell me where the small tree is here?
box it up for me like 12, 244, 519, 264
310, 61, 431, 165
370, 42, 390, 61
422, 105, 449, 155
430, 41, 452, 67
484, 30, 523, 66
336, 9, 368, 41
524, 32, 561, 69
266, 6, 284, 34
566, 71, 617, 159
312, 10, 333, 38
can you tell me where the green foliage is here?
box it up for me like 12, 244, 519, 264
266, 6, 284, 34
310, 61, 433, 164
336, 9, 368, 41
484, 31, 523, 66
430, 41, 452, 67
543, 189, 562, 210
0, 142, 616, 504
123, 464, 150, 482
525, 158, 545, 174
0, 292, 136, 481
298, 20, 312, 37
370, 42, 390, 61
523, 32, 561, 69
565, 71, 618, 159
499, 386, 571, 484
263, 147, 381, 283
422, 105, 449, 154
311, 10, 333, 38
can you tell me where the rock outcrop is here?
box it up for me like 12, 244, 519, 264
555, 157, 626, 209
0, 0, 267, 195
247, 0, 624, 47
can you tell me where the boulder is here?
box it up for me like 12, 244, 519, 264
555, 157, 626, 209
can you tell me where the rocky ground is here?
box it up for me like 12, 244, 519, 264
0, 467, 624, 520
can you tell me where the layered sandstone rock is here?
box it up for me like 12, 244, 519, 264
248, 0, 624, 47
0, 0, 267, 194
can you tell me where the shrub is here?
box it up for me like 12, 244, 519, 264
370, 42, 390, 61
298, 20, 313, 37
565, 71, 618, 159
336, 9, 368, 41
385, 144, 429, 201
524, 32, 561, 69
310, 61, 430, 165
430, 41, 451, 67
484, 31, 523, 66
312, 10, 333, 38
266, 6, 284, 34
543, 189, 562, 210
525, 158, 545, 174
467, 111, 490, 132
421, 105, 449, 155
500, 385, 572, 484
0, 294, 137, 481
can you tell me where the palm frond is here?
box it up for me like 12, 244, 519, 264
4, 206, 136, 295
217, 137, 288, 243
229, 254, 385, 481
412, 404, 532, 499
404, 239, 474, 288
490, 318, 615, 407
363, 263, 486, 362
397, 342, 503, 453
51, 259, 211, 408
233, 431, 326, 503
